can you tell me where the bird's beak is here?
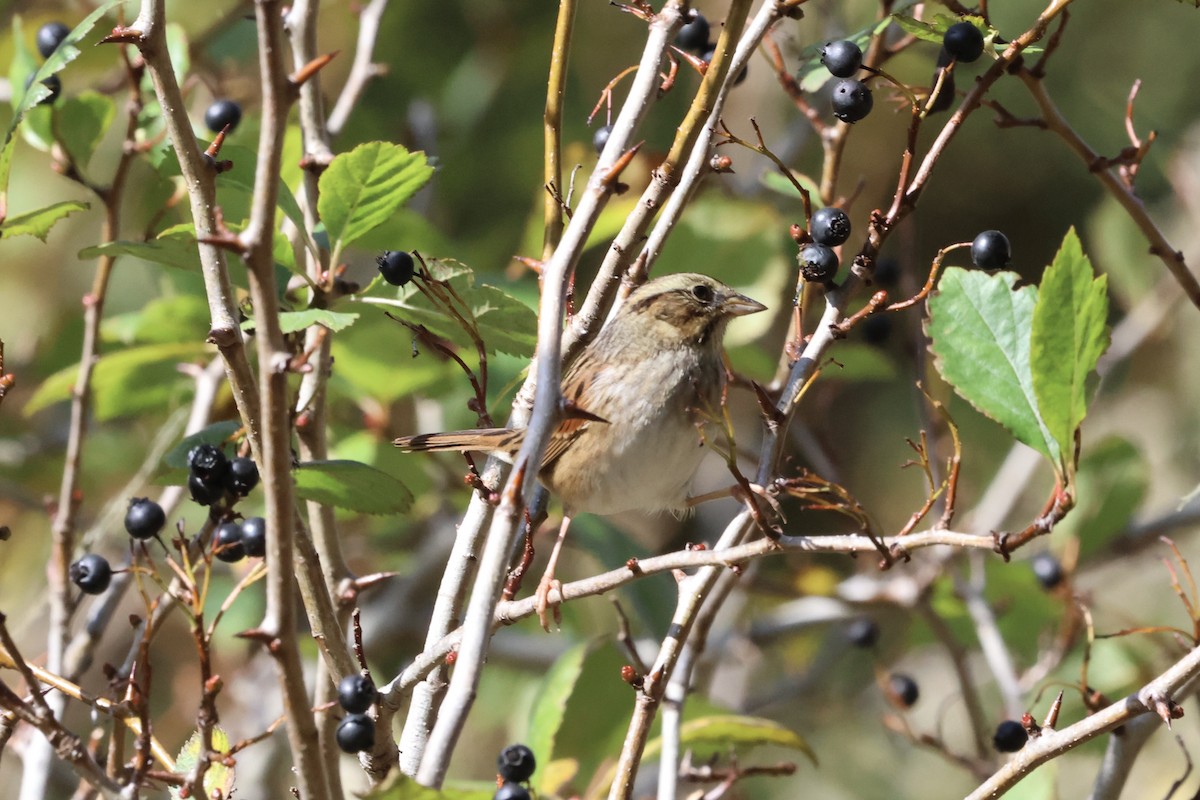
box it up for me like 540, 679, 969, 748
720, 290, 767, 317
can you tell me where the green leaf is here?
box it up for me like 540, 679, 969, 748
359, 259, 537, 357
318, 141, 434, 253
162, 420, 244, 471
364, 773, 493, 800
79, 232, 202, 272
1030, 228, 1109, 476
0, 200, 88, 241
293, 460, 413, 515
25, 342, 208, 420
926, 267, 1060, 472
0, 2, 125, 196
526, 642, 589, 787
170, 727, 234, 800
54, 91, 116, 170
892, 13, 985, 44
1059, 437, 1146, 558
102, 295, 212, 345
759, 169, 822, 202
243, 309, 360, 335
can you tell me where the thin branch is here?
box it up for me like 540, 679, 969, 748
326, 0, 391, 137
542, 0, 577, 262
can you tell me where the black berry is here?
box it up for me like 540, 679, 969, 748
887, 673, 920, 708
188, 472, 223, 507
820, 40, 862, 78
971, 230, 1011, 268
927, 52, 956, 114
675, 13, 710, 53
497, 743, 536, 783
830, 78, 873, 123
845, 618, 880, 648
204, 99, 242, 134
335, 714, 375, 753
213, 522, 245, 563
593, 124, 612, 154
993, 719, 1027, 753
810, 206, 851, 246
124, 498, 166, 540
798, 243, 839, 283
241, 516, 267, 558
376, 250, 415, 287
943, 22, 984, 63
70, 554, 112, 595
25, 74, 61, 106
493, 784, 532, 800
700, 45, 748, 86
188, 443, 230, 482
225, 457, 259, 497
1030, 552, 1064, 590
337, 675, 377, 714
36, 22, 71, 59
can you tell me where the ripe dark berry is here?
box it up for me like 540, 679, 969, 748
497, 743, 536, 783
204, 99, 242, 134
376, 250, 415, 287
810, 206, 851, 246
188, 443, 230, 482
887, 673, 920, 708
335, 713, 375, 753
943, 21, 984, 63
493, 784, 532, 800
700, 46, 748, 86
225, 457, 259, 497
1030, 552, 1064, 590
971, 230, 1011, 268
798, 244, 839, 283
927, 51, 956, 114
675, 13, 710, 53
845, 618, 880, 648
213, 522, 245, 563
337, 675, 377, 714
241, 517, 267, 558
593, 124, 612, 154
36, 22, 71, 59
830, 78, 872, 123
70, 554, 112, 595
820, 40, 862, 78
124, 498, 165, 540
188, 472, 223, 507
993, 719, 1028, 753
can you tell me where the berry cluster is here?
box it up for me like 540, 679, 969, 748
817, 40, 872, 123
494, 743, 536, 800
680, 12, 748, 85
187, 444, 259, 507
26, 21, 71, 106
929, 21, 988, 113
798, 206, 853, 283
335, 674, 379, 753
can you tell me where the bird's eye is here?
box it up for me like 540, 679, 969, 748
691, 283, 715, 303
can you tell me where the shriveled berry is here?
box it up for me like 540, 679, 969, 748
943, 22, 984, 63
810, 206, 851, 246
70, 554, 112, 595
204, 99, 242, 133
225, 457, 259, 497
993, 719, 1027, 752
335, 713, 375, 753
188, 443, 230, 482
593, 124, 612, 154
36, 22, 71, 59
497, 743, 536, 783
887, 673, 920, 708
675, 13, 710, 53
831, 78, 872, 123
213, 522, 245, 563
338, 675, 377, 714
846, 618, 880, 648
124, 498, 165, 540
241, 517, 267, 558
1030, 552, 1064, 590
820, 40, 862, 78
493, 784, 532, 800
376, 250, 415, 286
798, 243, 839, 283
971, 230, 1011, 268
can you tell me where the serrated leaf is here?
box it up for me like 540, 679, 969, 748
162, 420, 244, 470
80, 232, 201, 272
360, 259, 537, 357
102, 294, 212, 345
527, 642, 588, 787
242, 309, 360, 335
54, 91, 116, 170
926, 267, 1060, 472
293, 460, 413, 515
170, 727, 234, 800
1030, 228, 1109, 476
318, 141, 433, 253
25, 342, 208, 420
0, 200, 88, 241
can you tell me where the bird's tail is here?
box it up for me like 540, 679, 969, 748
393, 428, 522, 454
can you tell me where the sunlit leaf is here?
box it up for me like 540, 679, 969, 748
170, 727, 234, 800
293, 460, 413, 515
319, 141, 434, 252
527, 642, 588, 788
54, 91, 116, 170
0, 200, 88, 241
243, 309, 360, 335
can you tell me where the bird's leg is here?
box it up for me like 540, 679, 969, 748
535, 514, 571, 631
